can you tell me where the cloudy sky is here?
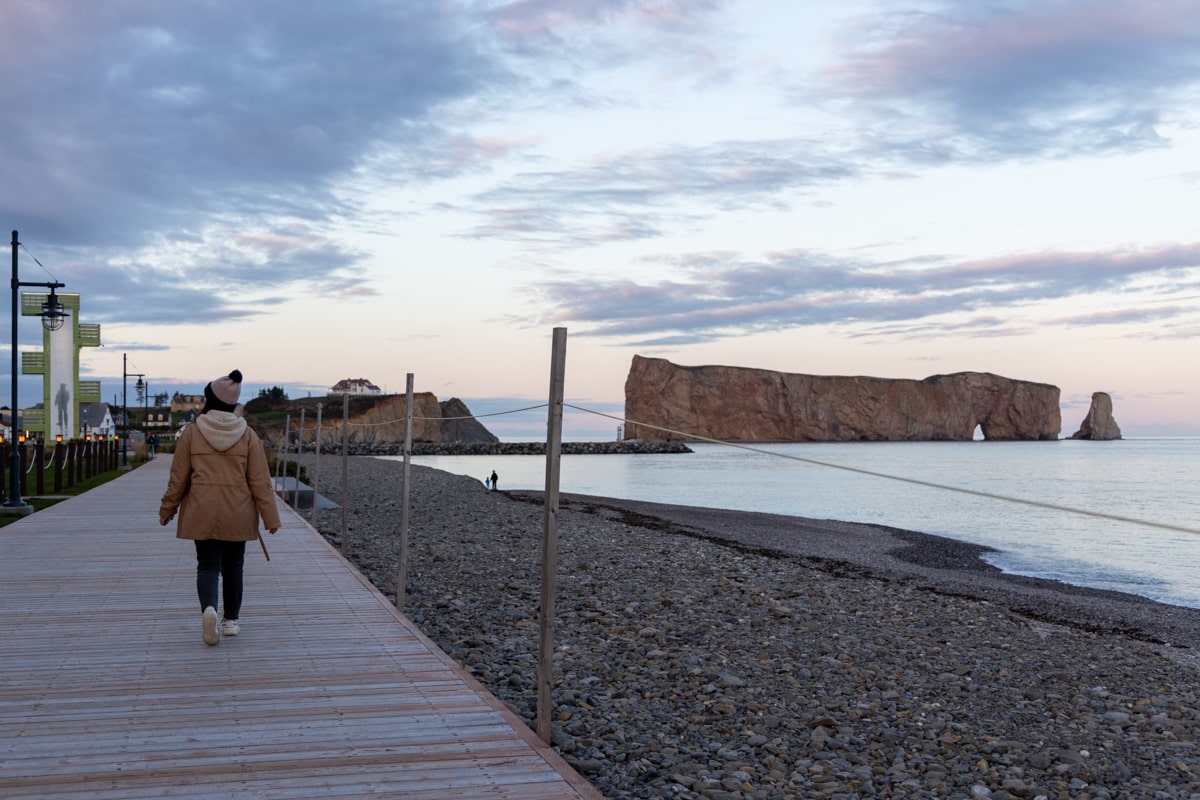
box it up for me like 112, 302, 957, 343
3, 0, 1198, 438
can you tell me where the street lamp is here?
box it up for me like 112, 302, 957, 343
121, 354, 144, 470
5, 230, 68, 513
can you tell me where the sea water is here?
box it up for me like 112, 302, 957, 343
403, 438, 1200, 609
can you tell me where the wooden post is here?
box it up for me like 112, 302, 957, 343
297, 409, 306, 508
311, 403, 322, 525
396, 373, 414, 613
281, 414, 291, 505
19, 440, 28, 496
64, 441, 74, 489
536, 327, 567, 744
53, 440, 63, 492
340, 392, 349, 556
34, 441, 45, 495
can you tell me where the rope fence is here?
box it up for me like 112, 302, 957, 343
0, 438, 125, 499
563, 405, 1200, 537
275, 397, 1198, 538
289, 403, 551, 431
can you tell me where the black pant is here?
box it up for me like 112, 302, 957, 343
195, 540, 247, 620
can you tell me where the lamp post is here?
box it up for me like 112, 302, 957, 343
121, 354, 144, 470
5, 230, 68, 513
137, 375, 145, 447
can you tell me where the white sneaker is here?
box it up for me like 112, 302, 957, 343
221, 618, 240, 637
202, 607, 219, 646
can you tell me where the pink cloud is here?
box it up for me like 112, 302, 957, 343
827, 0, 1200, 99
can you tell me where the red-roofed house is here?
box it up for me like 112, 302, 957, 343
329, 378, 382, 396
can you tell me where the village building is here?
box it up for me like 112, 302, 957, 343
0, 408, 17, 441
170, 392, 206, 413
79, 402, 116, 439
329, 378, 382, 396
144, 406, 172, 430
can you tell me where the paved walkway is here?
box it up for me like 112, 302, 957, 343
0, 456, 600, 799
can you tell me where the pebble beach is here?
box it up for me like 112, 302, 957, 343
294, 454, 1200, 800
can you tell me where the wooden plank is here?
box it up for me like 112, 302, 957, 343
0, 457, 602, 800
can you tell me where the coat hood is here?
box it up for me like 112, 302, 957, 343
194, 410, 248, 452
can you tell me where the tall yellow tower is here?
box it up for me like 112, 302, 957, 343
18, 291, 102, 440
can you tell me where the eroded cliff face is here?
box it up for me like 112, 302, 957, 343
1071, 392, 1122, 440
438, 398, 502, 444
249, 393, 498, 446
623, 356, 1061, 442
345, 392, 445, 444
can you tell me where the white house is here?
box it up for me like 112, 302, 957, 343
329, 378, 382, 396
79, 402, 116, 439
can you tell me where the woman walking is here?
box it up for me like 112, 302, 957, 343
160, 370, 281, 646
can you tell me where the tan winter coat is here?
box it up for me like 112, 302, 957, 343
160, 411, 282, 541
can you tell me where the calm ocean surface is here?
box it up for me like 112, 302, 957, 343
404, 438, 1200, 609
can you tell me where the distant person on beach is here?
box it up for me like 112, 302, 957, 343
483, 475, 490, 489
159, 370, 281, 646
490, 470, 498, 491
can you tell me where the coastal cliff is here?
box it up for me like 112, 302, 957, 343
245, 393, 499, 446
624, 356, 1062, 442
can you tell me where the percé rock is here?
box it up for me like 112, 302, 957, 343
624, 356, 1062, 442
1071, 391, 1122, 440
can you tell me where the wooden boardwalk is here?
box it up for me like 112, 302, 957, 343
0, 457, 601, 800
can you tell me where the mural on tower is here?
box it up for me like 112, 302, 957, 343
19, 292, 102, 440
49, 317, 76, 440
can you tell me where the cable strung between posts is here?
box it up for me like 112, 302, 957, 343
307, 403, 549, 431
20, 242, 58, 281
277, 396, 1196, 537
430, 404, 549, 422
564, 403, 1200, 538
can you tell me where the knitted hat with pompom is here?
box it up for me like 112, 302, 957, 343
204, 370, 243, 411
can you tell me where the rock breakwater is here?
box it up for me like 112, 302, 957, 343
289, 440, 694, 457
295, 455, 1200, 799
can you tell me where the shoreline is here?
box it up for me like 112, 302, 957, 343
296, 456, 1200, 798
508, 490, 1200, 650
